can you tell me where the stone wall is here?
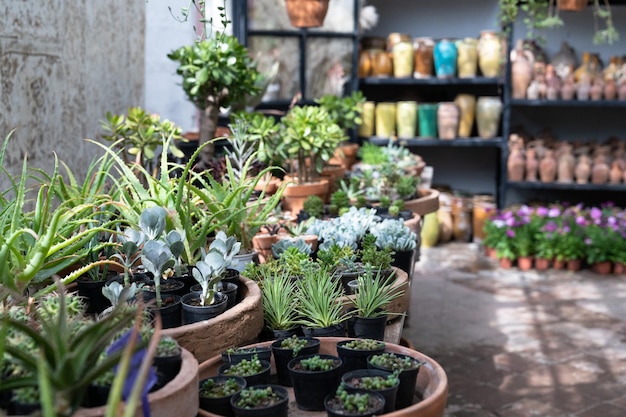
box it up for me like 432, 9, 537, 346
0, 1, 145, 189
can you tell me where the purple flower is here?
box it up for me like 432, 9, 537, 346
575, 216, 587, 226
517, 205, 532, 216
543, 221, 558, 233
602, 201, 615, 208
590, 207, 602, 220
608, 216, 617, 226
563, 225, 570, 233
585, 238, 592, 245
548, 208, 560, 218
536, 207, 549, 217
506, 229, 516, 238
505, 217, 516, 227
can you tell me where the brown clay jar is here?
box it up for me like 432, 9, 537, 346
511, 40, 533, 99
437, 102, 460, 140
557, 144, 575, 183
413, 37, 435, 78
561, 75, 576, 100
540, 150, 557, 183
610, 161, 622, 184
591, 156, 610, 184
618, 80, 626, 100
507, 143, 525, 182
604, 79, 617, 100
525, 148, 538, 181
575, 155, 591, 184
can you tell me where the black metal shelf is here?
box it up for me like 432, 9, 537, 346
511, 99, 626, 108
506, 181, 626, 192
367, 137, 503, 147
360, 76, 503, 86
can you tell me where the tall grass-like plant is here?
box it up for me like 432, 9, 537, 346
260, 269, 300, 331
295, 266, 350, 329
349, 269, 405, 318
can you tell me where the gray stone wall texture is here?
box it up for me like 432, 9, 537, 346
0, 1, 145, 189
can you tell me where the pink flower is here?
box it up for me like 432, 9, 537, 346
590, 207, 602, 220
548, 208, 560, 218
536, 207, 549, 217
575, 216, 587, 226
506, 229, 516, 238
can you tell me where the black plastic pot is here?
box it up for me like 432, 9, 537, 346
342, 369, 399, 414
221, 347, 272, 364
302, 324, 345, 338
12, 401, 40, 415
335, 339, 386, 374
176, 273, 196, 294
230, 385, 289, 417
146, 294, 182, 329
199, 376, 246, 417
272, 326, 301, 339
217, 360, 271, 387
181, 292, 227, 324
392, 249, 416, 278
346, 314, 387, 341
324, 388, 385, 417
367, 353, 422, 409
142, 278, 186, 298
270, 337, 320, 386
288, 354, 343, 411
223, 268, 241, 298
153, 351, 182, 390
85, 383, 110, 408
76, 276, 110, 314
218, 281, 238, 310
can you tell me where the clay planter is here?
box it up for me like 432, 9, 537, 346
535, 258, 551, 271
197, 337, 448, 417
252, 233, 280, 264
403, 189, 440, 217
517, 256, 534, 271
329, 143, 360, 170
614, 263, 626, 275
499, 258, 514, 269
75, 348, 198, 417
281, 178, 329, 216
553, 259, 565, 270
567, 259, 582, 272
592, 261, 612, 275
285, 0, 329, 28
557, 0, 587, 10
163, 277, 264, 363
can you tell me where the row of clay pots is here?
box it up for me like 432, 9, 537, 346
360, 97, 502, 140
359, 30, 504, 79
507, 134, 626, 185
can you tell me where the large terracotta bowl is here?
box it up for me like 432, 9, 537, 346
162, 277, 264, 363
197, 337, 448, 417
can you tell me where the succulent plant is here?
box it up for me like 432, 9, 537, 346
370, 219, 417, 252
271, 238, 312, 259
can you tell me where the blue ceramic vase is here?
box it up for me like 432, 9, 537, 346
434, 39, 458, 78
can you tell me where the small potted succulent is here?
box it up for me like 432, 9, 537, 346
367, 352, 422, 409
221, 346, 272, 364
369, 218, 418, 277
259, 269, 301, 339
198, 375, 247, 417
335, 338, 386, 373
287, 354, 343, 411
230, 385, 289, 417
324, 382, 385, 417
152, 335, 182, 391
270, 335, 321, 386
342, 369, 400, 414
217, 355, 271, 387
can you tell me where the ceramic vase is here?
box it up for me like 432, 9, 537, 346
540, 150, 557, 183
437, 102, 460, 140
511, 40, 533, 99
525, 148, 538, 181
551, 41, 577, 81
433, 39, 457, 78
455, 38, 478, 78
575, 155, 591, 184
392, 35, 414, 78
375, 102, 396, 138
556, 144, 575, 183
454, 94, 476, 137
396, 101, 418, 139
418, 103, 439, 138
420, 212, 440, 248
610, 161, 622, 184
591, 156, 610, 184
413, 37, 435, 78
477, 30, 502, 77
358, 101, 375, 137
476, 97, 502, 139
507, 143, 525, 182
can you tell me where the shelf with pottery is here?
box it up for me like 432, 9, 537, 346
359, 76, 503, 86
510, 99, 626, 108
367, 136, 503, 147
506, 181, 626, 192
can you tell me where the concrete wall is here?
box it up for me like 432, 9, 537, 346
0, 1, 145, 189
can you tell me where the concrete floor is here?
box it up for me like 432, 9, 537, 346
403, 242, 626, 417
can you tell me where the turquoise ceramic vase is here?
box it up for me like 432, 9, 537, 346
418, 103, 439, 138
434, 39, 458, 78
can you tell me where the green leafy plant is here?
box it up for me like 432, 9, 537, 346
279, 335, 311, 356
350, 268, 404, 318
330, 190, 351, 215
271, 238, 312, 259
297, 355, 339, 371
235, 386, 284, 408
359, 142, 389, 165
341, 339, 385, 351
279, 105, 347, 184
222, 356, 267, 377
352, 372, 400, 390
370, 219, 417, 252
368, 353, 421, 372
192, 231, 240, 306
360, 233, 394, 272
156, 336, 181, 357
303, 195, 325, 218
327, 383, 376, 414
200, 377, 244, 398
102, 281, 142, 307
316, 91, 365, 132
295, 266, 350, 329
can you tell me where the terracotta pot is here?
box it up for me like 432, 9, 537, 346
404, 188, 441, 217
592, 261, 612, 275
285, 0, 330, 28
329, 142, 360, 170
252, 233, 280, 264
553, 259, 565, 270
613, 262, 625, 275
75, 349, 198, 417
413, 37, 435, 78
163, 278, 264, 363
499, 258, 514, 269
540, 150, 557, 183
507, 143, 525, 182
511, 40, 533, 99
557, 0, 587, 11
281, 178, 329, 216
517, 256, 534, 271
455, 38, 478, 78
451, 197, 472, 242
197, 337, 448, 417
476, 97, 502, 139
485, 246, 498, 259
320, 164, 346, 199
535, 258, 551, 271
437, 208, 454, 243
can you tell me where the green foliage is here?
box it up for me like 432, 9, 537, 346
168, 35, 260, 110
260, 269, 300, 331
341, 339, 385, 351
355, 372, 400, 389
297, 355, 338, 371
295, 266, 350, 329
235, 386, 284, 408
156, 336, 181, 357
331, 191, 351, 212
360, 234, 394, 272
271, 238, 312, 259
222, 356, 267, 376
231, 111, 281, 166
200, 377, 243, 398
316, 244, 357, 271
359, 142, 389, 165
303, 195, 325, 218
279, 335, 310, 355
315, 91, 366, 132
330, 383, 373, 414
349, 268, 404, 318
368, 353, 421, 371
280, 105, 347, 184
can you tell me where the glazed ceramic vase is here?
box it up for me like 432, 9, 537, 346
413, 37, 435, 78
455, 38, 478, 78
418, 103, 439, 138
420, 212, 440, 248
375, 102, 396, 138
433, 39, 458, 78
477, 30, 502, 77
511, 40, 533, 99
396, 101, 418, 139
392, 34, 414, 78
358, 101, 375, 137
454, 94, 476, 137
476, 97, 502, 139
437, 102, 460, 140
362, 37, 393, 78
